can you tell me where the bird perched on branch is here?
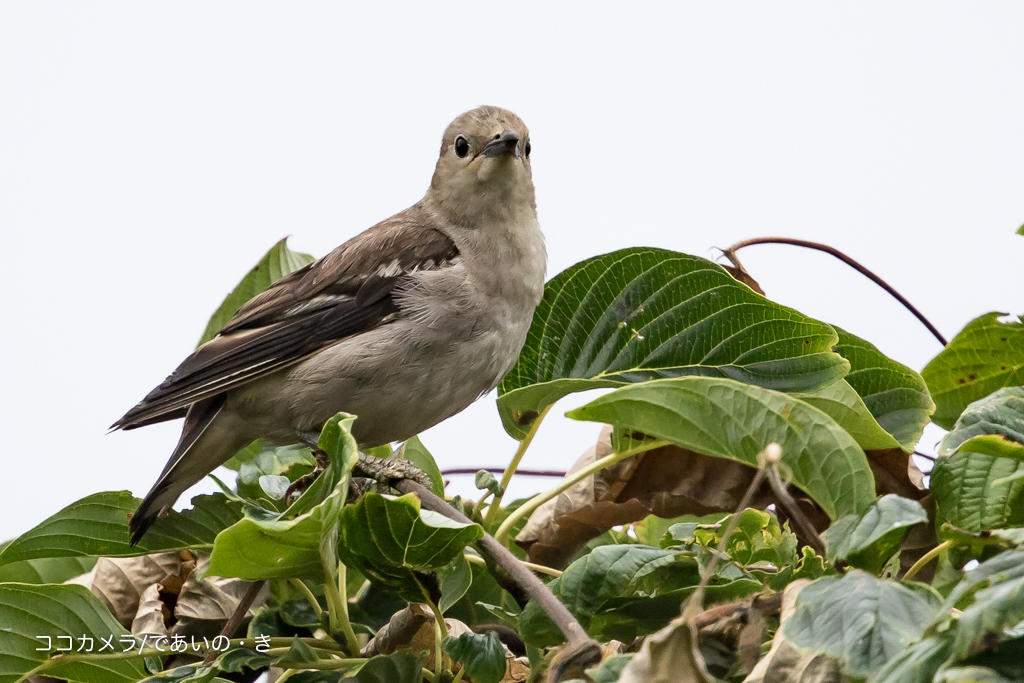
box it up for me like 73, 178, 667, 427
113, 106, 546, 544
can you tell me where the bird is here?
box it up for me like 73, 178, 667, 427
113, 106, 546, 544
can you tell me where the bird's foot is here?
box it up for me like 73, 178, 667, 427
353, 452, 432, 489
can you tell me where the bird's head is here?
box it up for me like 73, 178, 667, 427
428, 106, 535, 225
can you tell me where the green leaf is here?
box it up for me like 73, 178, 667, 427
343, 650, 423, 683
567, 376, 875, 519
931, 448, 1024, 533
0, 582, 147, 683
337, 492, 483, 602
832, 327, 935, 451
940, 387, 1024, 458
953, 573, 1024, 658
871, 634, 955, 683
922, 312, 1024, 430
783, 571, 938, 677
497, 248, 850, 438
198, 237, 314, 346
822, 494, 929, 573
0, 492, 241, 565
518, 544, 677, 646
0, 553, 95, 583
438, 553, 473, 615
233, 443, 316, 499
444, 631, 507, 683
396, 436, 445, 498
795, 379, 902, 451
208, 414, 359, 580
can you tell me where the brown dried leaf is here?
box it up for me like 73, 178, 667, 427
617, 617, 713, 683
129, 556, 265, 640
67, 552, 183, 627
743, 580, 849, 683
362, 603, 471, 671
517, 430, 929, 568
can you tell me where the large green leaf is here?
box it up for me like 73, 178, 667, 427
783, 571, 938, 677
396, 435, 445, 498
518, 544, 678, 646
208, 414, 359, 580
567, 376, 875, 519
0, 493, 241, 565
922, 313, 1024, 430
822, 494, 929, 573
795, 379, 902, 452
931, 447, 1024, 533
337, 492, 483, 602
0, 582, 147, 683
940, 387, 1024, 456
497, 248, 850, 438
198, 237, 314, 346
833, 327, 935, 450
0, 554, 95, 584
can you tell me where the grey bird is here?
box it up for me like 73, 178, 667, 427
113, 106, 546, 544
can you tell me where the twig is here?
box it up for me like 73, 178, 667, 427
392, 479, 602, 682
465, 551, 563, 578
683, 445, 778, 621
764, 463, 827, 556
720, 236, 947, 346
442, 468, 568, 478
913, 450, 937, 462
202, 580, 265, 663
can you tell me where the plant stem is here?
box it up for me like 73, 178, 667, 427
483, 405, 552, 531
903, 540, 954, 581
451, 667, 467, 683
493, 439, 669, 544
764, 463, 827, 555
721, 236, 947, 346
322, 556, 360, 656
424, 595, 450, 676
465, 551, 562, 578
683, 444, 779, 621
290, 579, 324, 618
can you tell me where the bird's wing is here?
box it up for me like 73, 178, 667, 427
113, 207, 460, 430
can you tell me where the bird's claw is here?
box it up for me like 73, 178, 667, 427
353, 452, 432, 489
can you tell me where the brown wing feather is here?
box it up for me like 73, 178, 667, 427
113, 205, 459, 431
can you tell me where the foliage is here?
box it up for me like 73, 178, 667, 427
3, 236, 1023, 683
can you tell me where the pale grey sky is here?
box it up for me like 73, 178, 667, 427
1, 2, 1022, 542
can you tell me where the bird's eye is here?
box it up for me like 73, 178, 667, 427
454, 136, 469, 158
525, 141, 531, 158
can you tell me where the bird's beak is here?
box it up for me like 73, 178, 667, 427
481, 130, 521, 158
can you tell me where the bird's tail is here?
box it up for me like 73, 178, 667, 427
129, 396, 228, 545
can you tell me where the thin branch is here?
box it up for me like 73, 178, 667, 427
683, 445, 777, 621
720, 236, 947, 346
442, 468, 568, 478
913, 450, 937, 462
202, 580, 265, 663
764, 463, 827, 556
392, 479, 602, 681
465, 550, 563, 578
